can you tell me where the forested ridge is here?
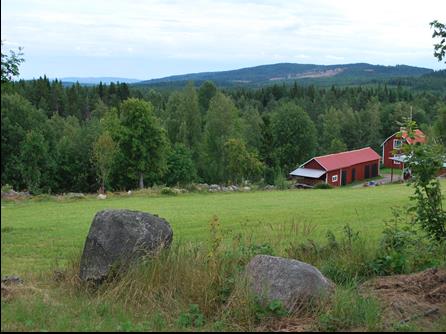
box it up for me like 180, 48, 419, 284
135, 62, 438, 88
2, 76, 445, 194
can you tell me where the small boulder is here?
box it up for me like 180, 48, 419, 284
66, 192, 86, 199
246, 255, 334, 312
97, 194, 107, 200
79, 209, 173, 282
1, 275, 23, 285
209, 184, 221, 192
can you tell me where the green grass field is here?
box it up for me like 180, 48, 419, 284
2, 181, 446, 332
3, 181, 444, 276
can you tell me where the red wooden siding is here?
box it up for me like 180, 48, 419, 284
382, 133, 404, 169
323, 160, 380, 187
381, 130, 426, 169
301, 151, 380, 187
304, 159, 325, 171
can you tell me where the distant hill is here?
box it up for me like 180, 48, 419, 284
135, 63, 435, 88
60, 77, 142, 85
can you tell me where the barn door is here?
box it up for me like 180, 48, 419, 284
352, 168, 356, 182
365, 165, 370, 179
341, 170, 347, 186
371, 164, 378, 177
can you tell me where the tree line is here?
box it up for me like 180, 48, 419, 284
2, 75, 445, 194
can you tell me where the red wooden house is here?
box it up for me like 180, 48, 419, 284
381, 129, 426, 169
290, 147, 381, 187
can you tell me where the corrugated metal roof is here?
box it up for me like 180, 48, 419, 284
309, 147, 381, 172
290, 168, 326, 178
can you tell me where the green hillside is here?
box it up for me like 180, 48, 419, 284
135, 62, 439, 88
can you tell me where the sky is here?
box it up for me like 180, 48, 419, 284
1, 0, 446, 80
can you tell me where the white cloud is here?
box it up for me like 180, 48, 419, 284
1, 0, 445, 78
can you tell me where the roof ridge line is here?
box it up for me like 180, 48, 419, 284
314, 147, 372, 159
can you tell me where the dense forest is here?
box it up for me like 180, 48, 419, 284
1, 75, 446, 194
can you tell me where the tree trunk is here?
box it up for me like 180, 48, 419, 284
139, 173, 144, 189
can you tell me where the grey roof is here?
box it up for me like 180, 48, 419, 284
390, 154, 409, 163
290, 168, 326, 178
390, 154, 446, 167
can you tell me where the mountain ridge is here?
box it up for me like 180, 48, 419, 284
135, 62, 435, 88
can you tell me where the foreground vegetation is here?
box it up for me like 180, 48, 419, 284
2, 183, 446, 331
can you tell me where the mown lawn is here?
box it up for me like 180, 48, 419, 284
3, 181, 444, 276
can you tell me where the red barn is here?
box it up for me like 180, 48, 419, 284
381, 129, 426, 169
290, 147, 381, 187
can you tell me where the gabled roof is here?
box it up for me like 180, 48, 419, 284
403, 129, 426, 145
381, 129, 426, 146
302, 147, 381, 172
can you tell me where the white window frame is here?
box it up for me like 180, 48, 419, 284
332, 175, 338, 183
393, 139, 402, 149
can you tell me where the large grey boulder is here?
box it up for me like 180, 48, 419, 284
79, 209, 173, 282
246, 255, 334, 312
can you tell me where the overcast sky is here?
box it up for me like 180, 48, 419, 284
2, 0, 446, 80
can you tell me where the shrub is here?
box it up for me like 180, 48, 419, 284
285, 225, 376, 285
160, 187, 178, 196
273, 168, 289, 190
400, 119, 446, 243
32, 194, 54, 202
1, 184, 13, 192
176, 304, 205, 329
254, 299, 287, 322
317, 287, 382, 332
314, 183, 333, 190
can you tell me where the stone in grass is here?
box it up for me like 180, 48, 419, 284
246, 255, 334, 312
1, 275, 23, 285
79, 209, 173, 283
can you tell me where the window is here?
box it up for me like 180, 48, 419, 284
393, 139, 402, 149
332, 175, 338, 182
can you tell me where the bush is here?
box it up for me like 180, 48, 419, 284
176, 304, 205, 329
160, 187, 178, 196
254, 299, 287, 322
317, 287, 382, 332
314, 183, 333, 190
273, 168, 289, 190
285, 225, 376, 284
1, 184, 14, 192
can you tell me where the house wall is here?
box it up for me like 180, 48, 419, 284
325, 159, 381, 187
327, 170, 340, 187
303, 159, 325, 170
382, 134, 404, 169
